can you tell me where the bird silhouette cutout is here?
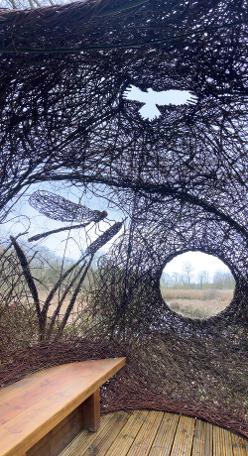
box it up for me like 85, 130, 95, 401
123, 85, 198, 120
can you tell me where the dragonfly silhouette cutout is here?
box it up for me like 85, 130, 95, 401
123, 85, 198, 120
28, 190, 107, 242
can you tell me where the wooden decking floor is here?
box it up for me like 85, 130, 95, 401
59, 410, 248, 456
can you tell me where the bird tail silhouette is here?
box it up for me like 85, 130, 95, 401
139, 104, 161, 120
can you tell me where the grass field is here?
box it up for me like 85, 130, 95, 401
160, 287, 234, 319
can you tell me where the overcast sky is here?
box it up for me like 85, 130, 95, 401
163, 251, 231, 280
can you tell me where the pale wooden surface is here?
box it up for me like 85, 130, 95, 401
0, 358, 126, 456
60, 410, 248, 456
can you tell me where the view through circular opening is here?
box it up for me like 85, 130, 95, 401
160, 252, 235, 319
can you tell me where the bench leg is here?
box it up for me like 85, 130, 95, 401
82, 388, 100, 432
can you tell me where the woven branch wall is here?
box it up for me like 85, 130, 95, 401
0, 0, 248, 438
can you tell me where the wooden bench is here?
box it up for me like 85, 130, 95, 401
0, 358, 126, 456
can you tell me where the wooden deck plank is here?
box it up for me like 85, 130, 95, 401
223, 428, 235, 456
58, 411, 248, 456
170, 416, 195, 456
59, 413, 126, 456
213, 425, 234, 456
81, 412, 130, 455
192, 419, 213, 456
149, 412, 180, 456
105, 410, 149, 456
231, 432, 248, 456
212, 426, 222, 456
0, 358, 125, 456
126, 411, 164, 456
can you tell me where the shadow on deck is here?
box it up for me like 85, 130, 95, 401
59, 410, 248, 456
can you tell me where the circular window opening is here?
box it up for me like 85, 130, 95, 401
160, 252, 235, 319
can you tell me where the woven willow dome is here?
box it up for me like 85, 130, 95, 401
0, 0, 248, 439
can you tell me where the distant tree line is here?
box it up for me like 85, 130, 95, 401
162, 261, 235, 289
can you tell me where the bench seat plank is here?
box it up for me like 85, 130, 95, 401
0, 358, 125, 456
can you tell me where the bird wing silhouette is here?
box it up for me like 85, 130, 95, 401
154, 90, 197, 106
123, 85, 148, 103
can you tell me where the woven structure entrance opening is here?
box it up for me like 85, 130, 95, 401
160, 251, 235, 319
